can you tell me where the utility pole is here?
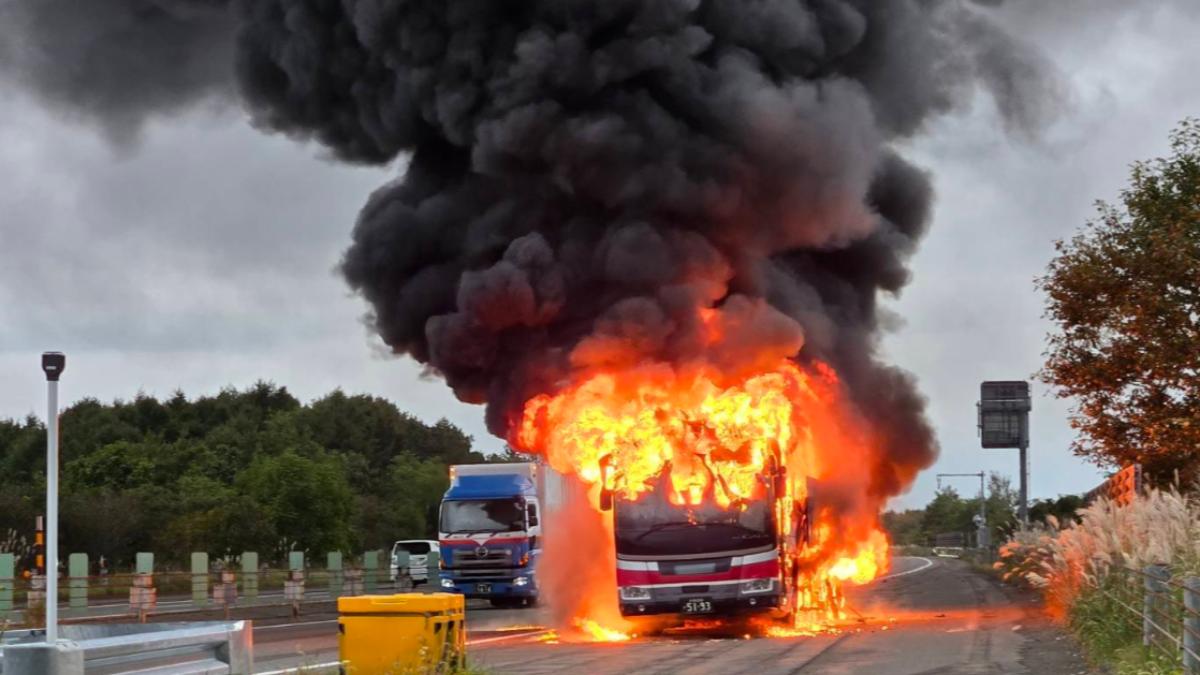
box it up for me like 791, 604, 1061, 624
937, 472, 988, 549
41, 352, 65, 644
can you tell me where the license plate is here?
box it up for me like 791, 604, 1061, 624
476, 583, 491, 594
682, 598, 713, 614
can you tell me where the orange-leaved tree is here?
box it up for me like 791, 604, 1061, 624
1039, 120, 1200, 487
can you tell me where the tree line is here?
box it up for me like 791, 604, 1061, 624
0, 383, 492, 569
882, 473, 1084, 548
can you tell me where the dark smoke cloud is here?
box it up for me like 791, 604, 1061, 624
230, 0, 1061, 499
0, 0, 1061, 501
0, 0, 235, 143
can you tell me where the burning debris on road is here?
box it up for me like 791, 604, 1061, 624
0, 0, 1056, 638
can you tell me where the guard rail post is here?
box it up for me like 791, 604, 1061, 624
328, 552, 343, 597
68, 553, 88, 610
363, 551, 379, 594
285, 552, 305, 618
1143, 564, 1171, 649
191, 552, 209, 607
131, 552, 156, 623
213, 569, 237, 620
1185, 576, 1200, 675
0, 553, 13, 616
241, 552, 258, 601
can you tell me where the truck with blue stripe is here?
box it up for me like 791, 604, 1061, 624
437, 462, 563, 607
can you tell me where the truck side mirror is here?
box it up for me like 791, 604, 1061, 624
526, 502, 539, 527
599, 488, 613, 511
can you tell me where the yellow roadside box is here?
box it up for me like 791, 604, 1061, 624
338, 593, 466, 674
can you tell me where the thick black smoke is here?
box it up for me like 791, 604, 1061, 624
0, 0, 1060, 499
232, 0, 1059, 498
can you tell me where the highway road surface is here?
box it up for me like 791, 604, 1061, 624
241, 556, 1092, 674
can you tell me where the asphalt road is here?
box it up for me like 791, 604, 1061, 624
469, 557, 1093, 675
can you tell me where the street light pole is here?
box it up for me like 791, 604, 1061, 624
41, 352, 65, 644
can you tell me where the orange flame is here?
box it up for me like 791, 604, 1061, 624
573, 619, 632, 642
514, 355, 891, 631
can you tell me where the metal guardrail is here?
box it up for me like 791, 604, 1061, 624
1091, 566, 1200, 674
0, 621, 251, 674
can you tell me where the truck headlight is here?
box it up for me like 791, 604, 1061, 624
440, 577, 455, 589
740, 578, 774, 594
513, 576, 530, 586
619, 586, 652, 601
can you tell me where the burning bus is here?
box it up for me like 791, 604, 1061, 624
517, 360, 891, 629
601, 459, 805, 618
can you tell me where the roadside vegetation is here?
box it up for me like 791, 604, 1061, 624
0, 383, 498, 568
1038, 119, 1200, 489
882, 473, 1081, 549
996, 489, 1200, 674
996, 120, 1200, 674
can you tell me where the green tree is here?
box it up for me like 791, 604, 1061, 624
920, 488, 972, 544
1029, 494, 1085, 526
238, 450, 354, 558
1039, 120, 1200, 486
881, 509, 925, 546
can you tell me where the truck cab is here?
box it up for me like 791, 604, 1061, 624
437, 463, 544, 607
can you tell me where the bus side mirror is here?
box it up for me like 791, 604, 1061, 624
599, 488, 613, 511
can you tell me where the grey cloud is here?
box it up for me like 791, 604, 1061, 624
0, 0, 237, 144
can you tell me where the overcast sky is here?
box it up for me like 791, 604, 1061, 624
1, 2, 1197, 509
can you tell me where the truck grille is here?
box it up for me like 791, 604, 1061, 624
452, 549, 513, 566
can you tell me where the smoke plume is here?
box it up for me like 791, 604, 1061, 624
0, 1, 1062, 502
233, 0, 1057, 501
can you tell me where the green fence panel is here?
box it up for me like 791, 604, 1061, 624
327, 552, 343, 597
288, 551, 304, 572
0, 553, 13, 613
135, 552, 154, 575
191, 552, 209, 607
363, 551, 380, 594
426, 549, 440, 583
68, 553, 88, 609
241, 552, 258, 599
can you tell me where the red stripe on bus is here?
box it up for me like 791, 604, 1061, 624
616, 559, 779, 586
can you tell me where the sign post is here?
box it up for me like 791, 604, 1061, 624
41, 352, 65, 643
978, 381, 1031, 525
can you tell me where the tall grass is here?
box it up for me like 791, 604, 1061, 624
996, 488, 1200, 674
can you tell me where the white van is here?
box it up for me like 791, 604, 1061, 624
390, 539, 439, 584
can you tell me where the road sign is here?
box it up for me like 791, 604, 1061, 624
979, 381, 1030, 448
978, 380, 1032, 524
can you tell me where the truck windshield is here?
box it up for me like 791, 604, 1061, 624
614, 493, 774, 556
440, 499, 525, 534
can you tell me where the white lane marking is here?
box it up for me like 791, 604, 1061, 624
257, 660, 343, 675
256, 619, 339, 631
467, 629, 551, 646
877, 556, 934, 581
